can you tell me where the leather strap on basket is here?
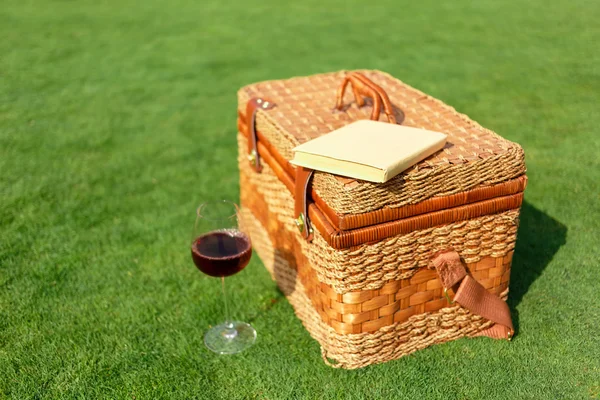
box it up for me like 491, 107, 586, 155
246, 97, 276, 172
335, 72, 397, 124
430, 250, 514, 340
294, 167, 315, 241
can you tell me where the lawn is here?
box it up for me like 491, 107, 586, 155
1, 0, 599, 398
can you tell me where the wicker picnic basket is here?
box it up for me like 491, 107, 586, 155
236, 70, 526, 369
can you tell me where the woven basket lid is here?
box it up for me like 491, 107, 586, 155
237, 70, 526, 216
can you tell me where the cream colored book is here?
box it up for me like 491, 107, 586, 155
290, 120, 447, 183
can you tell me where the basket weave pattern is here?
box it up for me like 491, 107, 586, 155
237, 70, 524, 368
240, 202, 500, 369
239, 136, 516, 367
239, 133, 519, 295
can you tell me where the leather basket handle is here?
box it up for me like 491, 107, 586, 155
335, 72, 397, 124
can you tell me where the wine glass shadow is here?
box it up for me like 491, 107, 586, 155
508, 201, 567, 333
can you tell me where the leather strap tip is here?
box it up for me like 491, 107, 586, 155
297, 220, 314, 242
247, 154, 262, 173
507, 329, 514, 341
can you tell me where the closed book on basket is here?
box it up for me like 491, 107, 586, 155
290, 120, 447, 183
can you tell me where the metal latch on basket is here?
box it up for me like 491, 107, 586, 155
245, 97, 276, 172
294, 167, 315, 241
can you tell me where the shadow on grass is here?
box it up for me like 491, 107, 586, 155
246, 249, 296, 325
509, 200, 567, 333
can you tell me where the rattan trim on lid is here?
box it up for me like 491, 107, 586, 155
237, 70, 526, 214
238, 119, 527, 230
239, 141, 520, 293
238, 133, 523, 252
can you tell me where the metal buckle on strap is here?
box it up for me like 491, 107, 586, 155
294, 213, 313, 235
256, 98, 271, 109
247, 150, 257, 164
294, 213, 305, 233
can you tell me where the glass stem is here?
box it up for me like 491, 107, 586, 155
220, 277, 237, 340
221, 277, 234, 331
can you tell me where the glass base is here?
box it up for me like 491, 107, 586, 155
204, 321, 256, 354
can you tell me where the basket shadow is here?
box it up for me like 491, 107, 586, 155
244, 248, 296, 325
508, 200, 567, 332
272, 248, 298, 298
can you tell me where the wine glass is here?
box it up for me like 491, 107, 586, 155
191, 200, 256, 354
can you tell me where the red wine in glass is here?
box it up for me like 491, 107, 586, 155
192, 201, 256, 355
191, 230, 252, 277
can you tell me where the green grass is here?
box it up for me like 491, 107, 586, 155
1, 0, 599, 398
